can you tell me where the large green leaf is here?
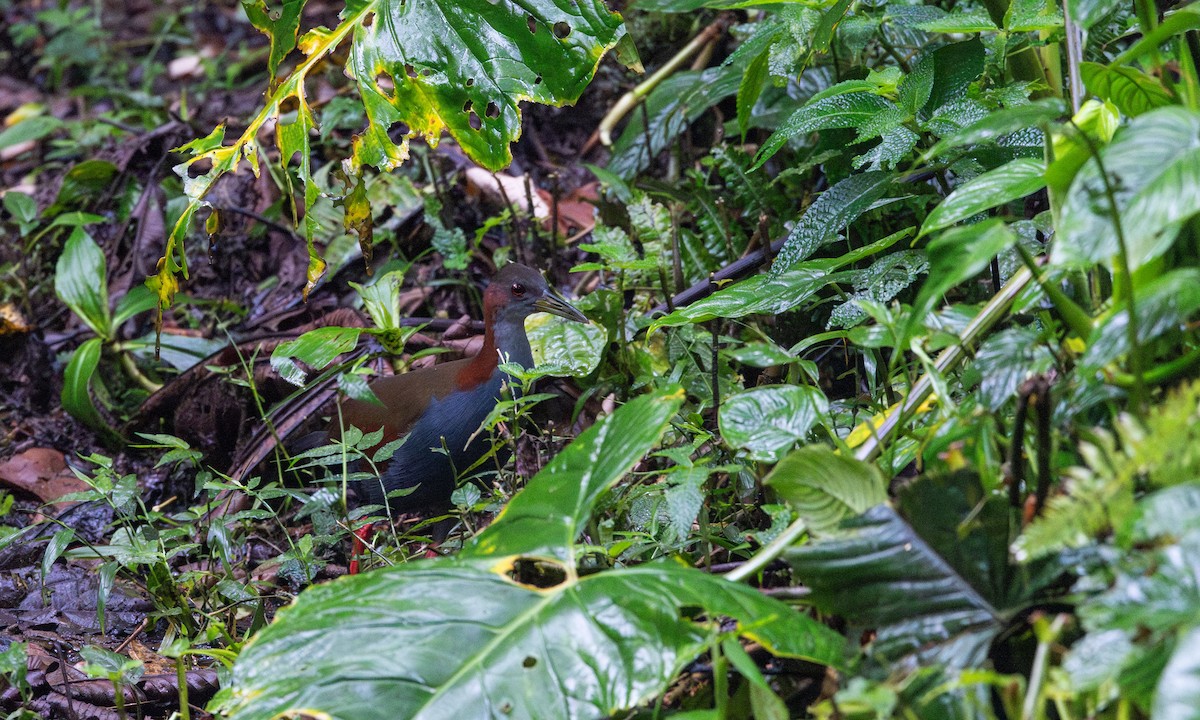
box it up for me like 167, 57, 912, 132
61, 338, 107, 433
925, 98, 1065, 158
919, 159, 1046, 236
1056, 108, 1200, 270
787, 472, 1019, 668
220, 561, 843, 720
765, 445, 886, 534
464, 390, 683, 562
220, 389, 842, 719
55, 227, 112, 340
1081, 268, 1200, 370
344, 0, 626, 171
719, 385, 829, 462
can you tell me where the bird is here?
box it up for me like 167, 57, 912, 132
331, 263, 588, 517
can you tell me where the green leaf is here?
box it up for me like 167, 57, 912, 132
270, 326, 365, 386
1005, 0, 1063, 30
906, 219, 1015, 336
919, 158, 1046, 236
752, 93, 896, 169
1081, 268, 1200, 369
348, 0, 627, 172
526, 313, 606, 377
1081, 62, 1174, 118
0, 115, 61, 152
649, 268, 833, 332
112, 285, 158, 328
787, 472, 1017, 667
772, 171, 895, 274
765, 445, 886, 534
924, 40, 985, 114
1056, 107, 1200, 270
898, 54, 933, 115
54, 227, 112, 340
811, 0, 852, 53
221, 560, 843, 720
1154, 626, 1200, 720
242, 0, 307, 86
465, 389, 683, 562
737, 46, 770, 140
912, 9, 997, 33
42, 528, 75, 581
61, 338, 107, 432
925, 98, 1065, 159
1068, 0, 1124, 31
719, 385, 829, 462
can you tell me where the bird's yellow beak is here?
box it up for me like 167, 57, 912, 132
534, 289, 589, 324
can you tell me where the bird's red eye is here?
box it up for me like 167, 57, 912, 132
511, 283, 527, 297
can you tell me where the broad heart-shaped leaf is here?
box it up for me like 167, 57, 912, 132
719, 385, 829, 462
1080, 62, 1173, 118
786, 471, 1020, 668
55, 227, 112, 340
346, 0, 626, 171
772, 171, 896, 274
219, 561, 844, 720
526, 312, 606, 377
464, 390, 684, 562
765, 445, 886, 534
919, 158, 1046, 236
1057, 107, 1200, 270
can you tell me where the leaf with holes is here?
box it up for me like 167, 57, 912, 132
345, 0, 627, 172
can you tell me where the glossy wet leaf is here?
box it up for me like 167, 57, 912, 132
772, 171, 895, 274
270, 326, 365, 386
465, 390, 684, 562
787, 472, 1020, 667
241, 0, 305, 86
1057, 107, 1200, 270
61, 338, 107, 433
765, 445, 886, 534
752, 93, 896, 169
919, 158, 1045, 236
719, 385, 829, 462
346, 0, 627, 172
55, 227, 112, 340
1080, 62, 1173, 118
526, 313, 606, 377
221, 560, 842, 720
649, 268, 834, 332
925, 98, 1064, 158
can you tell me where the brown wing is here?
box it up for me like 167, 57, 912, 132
330, 358, 474, 444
